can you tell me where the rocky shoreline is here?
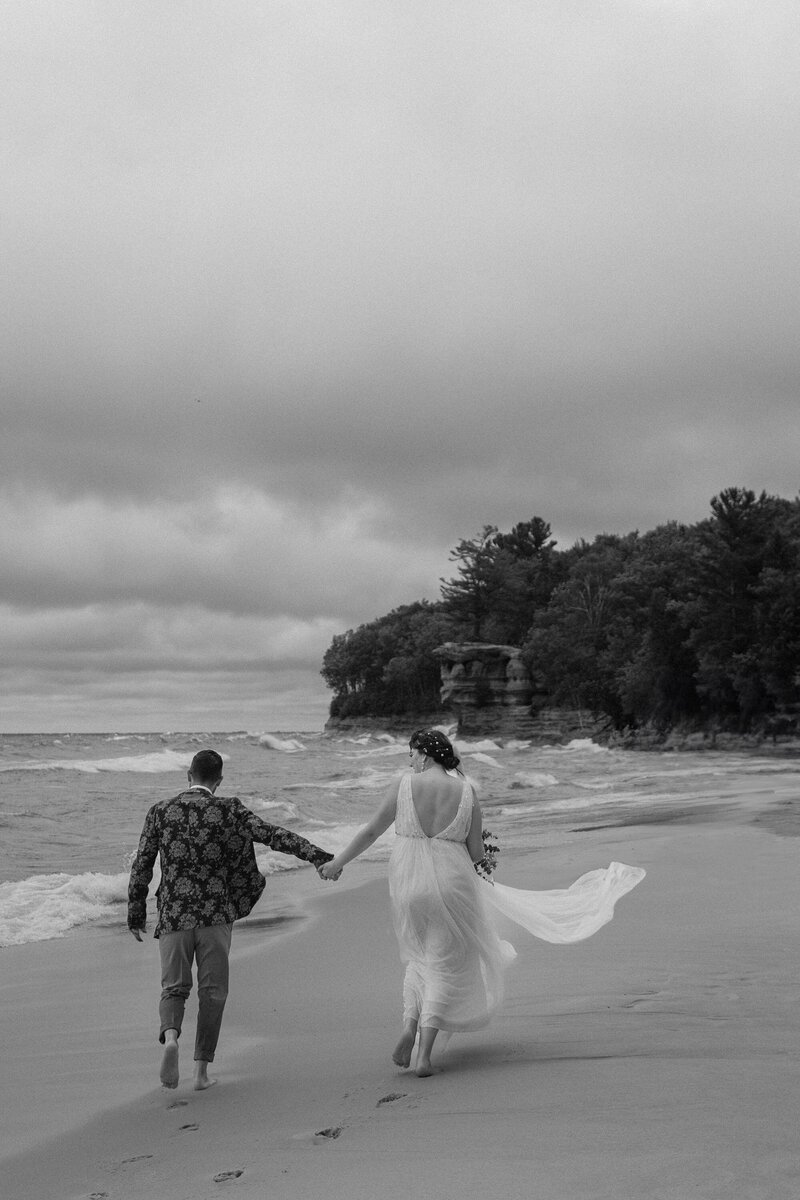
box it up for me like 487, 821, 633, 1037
324, 711, 800, 755
604, 726, 800, 754
323, 712, 456, 737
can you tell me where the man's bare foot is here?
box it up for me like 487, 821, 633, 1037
193, 1063, 217, 1091
160, 1042, 179, 1089
392, 1032, 416, 1069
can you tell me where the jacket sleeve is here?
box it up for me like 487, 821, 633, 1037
239, 804, 333, 868
128, 807, 159, 929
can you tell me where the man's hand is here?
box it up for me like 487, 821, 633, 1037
318, 861, 342, 881
129, 927, 145, 942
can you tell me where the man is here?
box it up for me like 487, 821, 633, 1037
128, 749, 333, 1090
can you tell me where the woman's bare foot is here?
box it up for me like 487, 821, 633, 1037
415, 1026, 438, 1077
392, 1019, 418, 1068
160, 1040, 179, 1089
193, 1062, 217, 1091
392, 1032, 416, 1068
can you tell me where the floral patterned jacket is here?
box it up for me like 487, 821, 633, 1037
127, 788, 333, 937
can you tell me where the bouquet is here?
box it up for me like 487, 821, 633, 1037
474, 829, 499, 884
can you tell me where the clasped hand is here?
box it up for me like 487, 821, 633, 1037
318, 860, 342, 881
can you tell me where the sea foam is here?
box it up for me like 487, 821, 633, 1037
336, 744, 408, 760
0, 749, 196, 774
467, 752, 504, 769
0, 870, 129, 947
456, 739, 502, 753
511, 772, 559, 788
258, 734, 306, 753
562, 738, 608, 754
252, 798, 300, 820
286, 767, 402, 792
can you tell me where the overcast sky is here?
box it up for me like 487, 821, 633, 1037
2, 1, 799, 732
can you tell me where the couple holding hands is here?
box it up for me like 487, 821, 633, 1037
129, 731, 643, 1087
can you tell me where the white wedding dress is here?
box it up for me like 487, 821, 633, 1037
388, 772, 645, 1034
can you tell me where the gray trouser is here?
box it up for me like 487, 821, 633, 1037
158, 924, 233, 1062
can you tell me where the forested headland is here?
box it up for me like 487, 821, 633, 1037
321, 488, 800, 737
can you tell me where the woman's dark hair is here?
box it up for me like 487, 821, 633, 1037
409, 729, 461, 773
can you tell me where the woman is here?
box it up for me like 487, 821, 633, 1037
322, 728, 504, 1076
321, 729, 644, 1077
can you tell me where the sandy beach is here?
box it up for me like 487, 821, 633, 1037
3, 791, 800, 1200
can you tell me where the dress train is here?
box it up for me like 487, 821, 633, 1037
481, 860, 646, 943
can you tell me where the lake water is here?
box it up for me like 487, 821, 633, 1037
1, 726, 796, 947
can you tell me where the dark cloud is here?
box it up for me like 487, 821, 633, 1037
0, 490, 446, 620
2, 1, 799, 727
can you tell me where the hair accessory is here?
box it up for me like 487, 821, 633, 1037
409, 729, 461, 772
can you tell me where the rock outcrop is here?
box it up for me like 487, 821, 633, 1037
431, 642, 532, 737
432, 642, 604, 740
324, 643, 604, 743
434, 642, 531, 707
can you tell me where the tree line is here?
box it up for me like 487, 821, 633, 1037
321, 488, 800, 733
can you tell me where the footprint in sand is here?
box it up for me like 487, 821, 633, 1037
314, 1127, 343, 1142
108, 1153, 154, 1175
290, 1124, 345, 1147
181, 1122, 199, 1131
213, 1169, 244, 1182
168, 1099, 189, 1109
376, 1093, 407, 1106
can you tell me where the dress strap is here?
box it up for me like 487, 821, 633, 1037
395, 774, 423, 837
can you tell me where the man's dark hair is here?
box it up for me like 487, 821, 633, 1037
189, 750, 224, 783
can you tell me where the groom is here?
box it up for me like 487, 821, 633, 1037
128, 749, 333, 1090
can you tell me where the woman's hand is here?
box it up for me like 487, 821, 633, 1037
319, 859, 343, 881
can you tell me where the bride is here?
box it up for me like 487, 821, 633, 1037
320, 729, 644, 1077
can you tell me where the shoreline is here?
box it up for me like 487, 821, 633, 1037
322, 715, 800, 756
3, 794, 800, 1199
